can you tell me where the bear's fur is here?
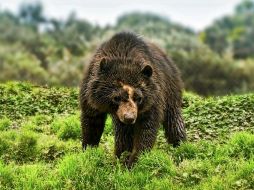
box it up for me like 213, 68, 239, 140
80, 32, 186, 167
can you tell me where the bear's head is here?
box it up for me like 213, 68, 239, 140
90, 58, 156, 124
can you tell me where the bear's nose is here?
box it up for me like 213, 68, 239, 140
123, 113, 136, 124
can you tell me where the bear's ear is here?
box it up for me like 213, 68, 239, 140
99, 58, 112, 73
141, 65, 153, 78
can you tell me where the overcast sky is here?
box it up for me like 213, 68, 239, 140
0, 0, 243, 31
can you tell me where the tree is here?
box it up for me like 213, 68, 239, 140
236, 0, 254, 14
18, 2, 46, 31
202, 0, 254, 58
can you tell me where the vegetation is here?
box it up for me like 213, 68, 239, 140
1, 1, 254, 95
202, 0, 254, 59
0, 82, 253, 189
1, 0, 254, 188
0, 82, 78, 120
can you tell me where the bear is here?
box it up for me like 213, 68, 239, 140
80, 32, 186, 168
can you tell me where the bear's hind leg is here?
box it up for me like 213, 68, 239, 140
163, 105, 186, 147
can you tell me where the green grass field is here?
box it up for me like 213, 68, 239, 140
0, 82, 253, 190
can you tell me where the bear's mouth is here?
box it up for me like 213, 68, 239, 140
116, 102, 137, 125
120, 114, 136, 125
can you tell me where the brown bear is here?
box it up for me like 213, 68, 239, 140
80, 32, 186, 168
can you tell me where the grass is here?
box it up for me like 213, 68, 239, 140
0, 82, 253, 190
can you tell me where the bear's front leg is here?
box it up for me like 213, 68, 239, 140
113, 119, 134, 159
81, 108, 107, 149
126, 123, 159, 168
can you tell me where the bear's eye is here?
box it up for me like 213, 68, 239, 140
134, 96, 142, 105
113, 96, 121, 104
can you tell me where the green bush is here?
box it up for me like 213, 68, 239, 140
0, 82, 254, 189
29, 114, 53, 126
0, 162, 15, 189
57, 148, 112, 190
1, 82, 254, 142
37, 136, 68, 161
174, 142, 200, 162
0, 45, 49, 85
21, 121, 42, 134
37, 135, 80, 161
176, 159, 214, 187
50, 114, 80, 140
184, 94, 254, 141
0, 130, 37, 163
231, 159, 254, 189
133, 150, 176, 176
182, 91, 202, 108
21, 115, 54, 134
0, 118, 11, 131
14, 164, 57, 190
0, 82, 78, 119
171, 47, 253, 96
226, 132, 254, 159
15, 131, 37, 162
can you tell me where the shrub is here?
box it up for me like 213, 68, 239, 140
0, 46, 49, 85
0, 82, 78, 119
0, 118, 11, 131
14, 164, 57, 190
226, 132, 254, 159
184, 94, 254, 141
37, 135, 80, 162
0, 130, 37, 163
133, 149, 176, 176
0, 162, 15, 189
57, 148, 112, 189
174, 142, 199, 162
50, 114, 80, 140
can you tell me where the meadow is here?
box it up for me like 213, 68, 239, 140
0, 82, 253, 189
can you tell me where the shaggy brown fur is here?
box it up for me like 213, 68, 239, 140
80, 32, 186, 168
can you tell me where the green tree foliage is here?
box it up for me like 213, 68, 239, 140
115, 12, 194, 39
170, 45, 251, 95
0, 5, 50, 69
0, 45, 49, 84
1, 2, 254, 95
47, 12, 98, 56
18, 2, 46, 31
108, 11, 254, 95
203, 0, 254, 59
236, 0, 254, 14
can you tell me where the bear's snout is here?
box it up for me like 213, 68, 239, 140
116, 101, 137, 125
123, 112, 136, 124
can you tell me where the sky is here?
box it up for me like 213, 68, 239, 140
0, 0, 243, 31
